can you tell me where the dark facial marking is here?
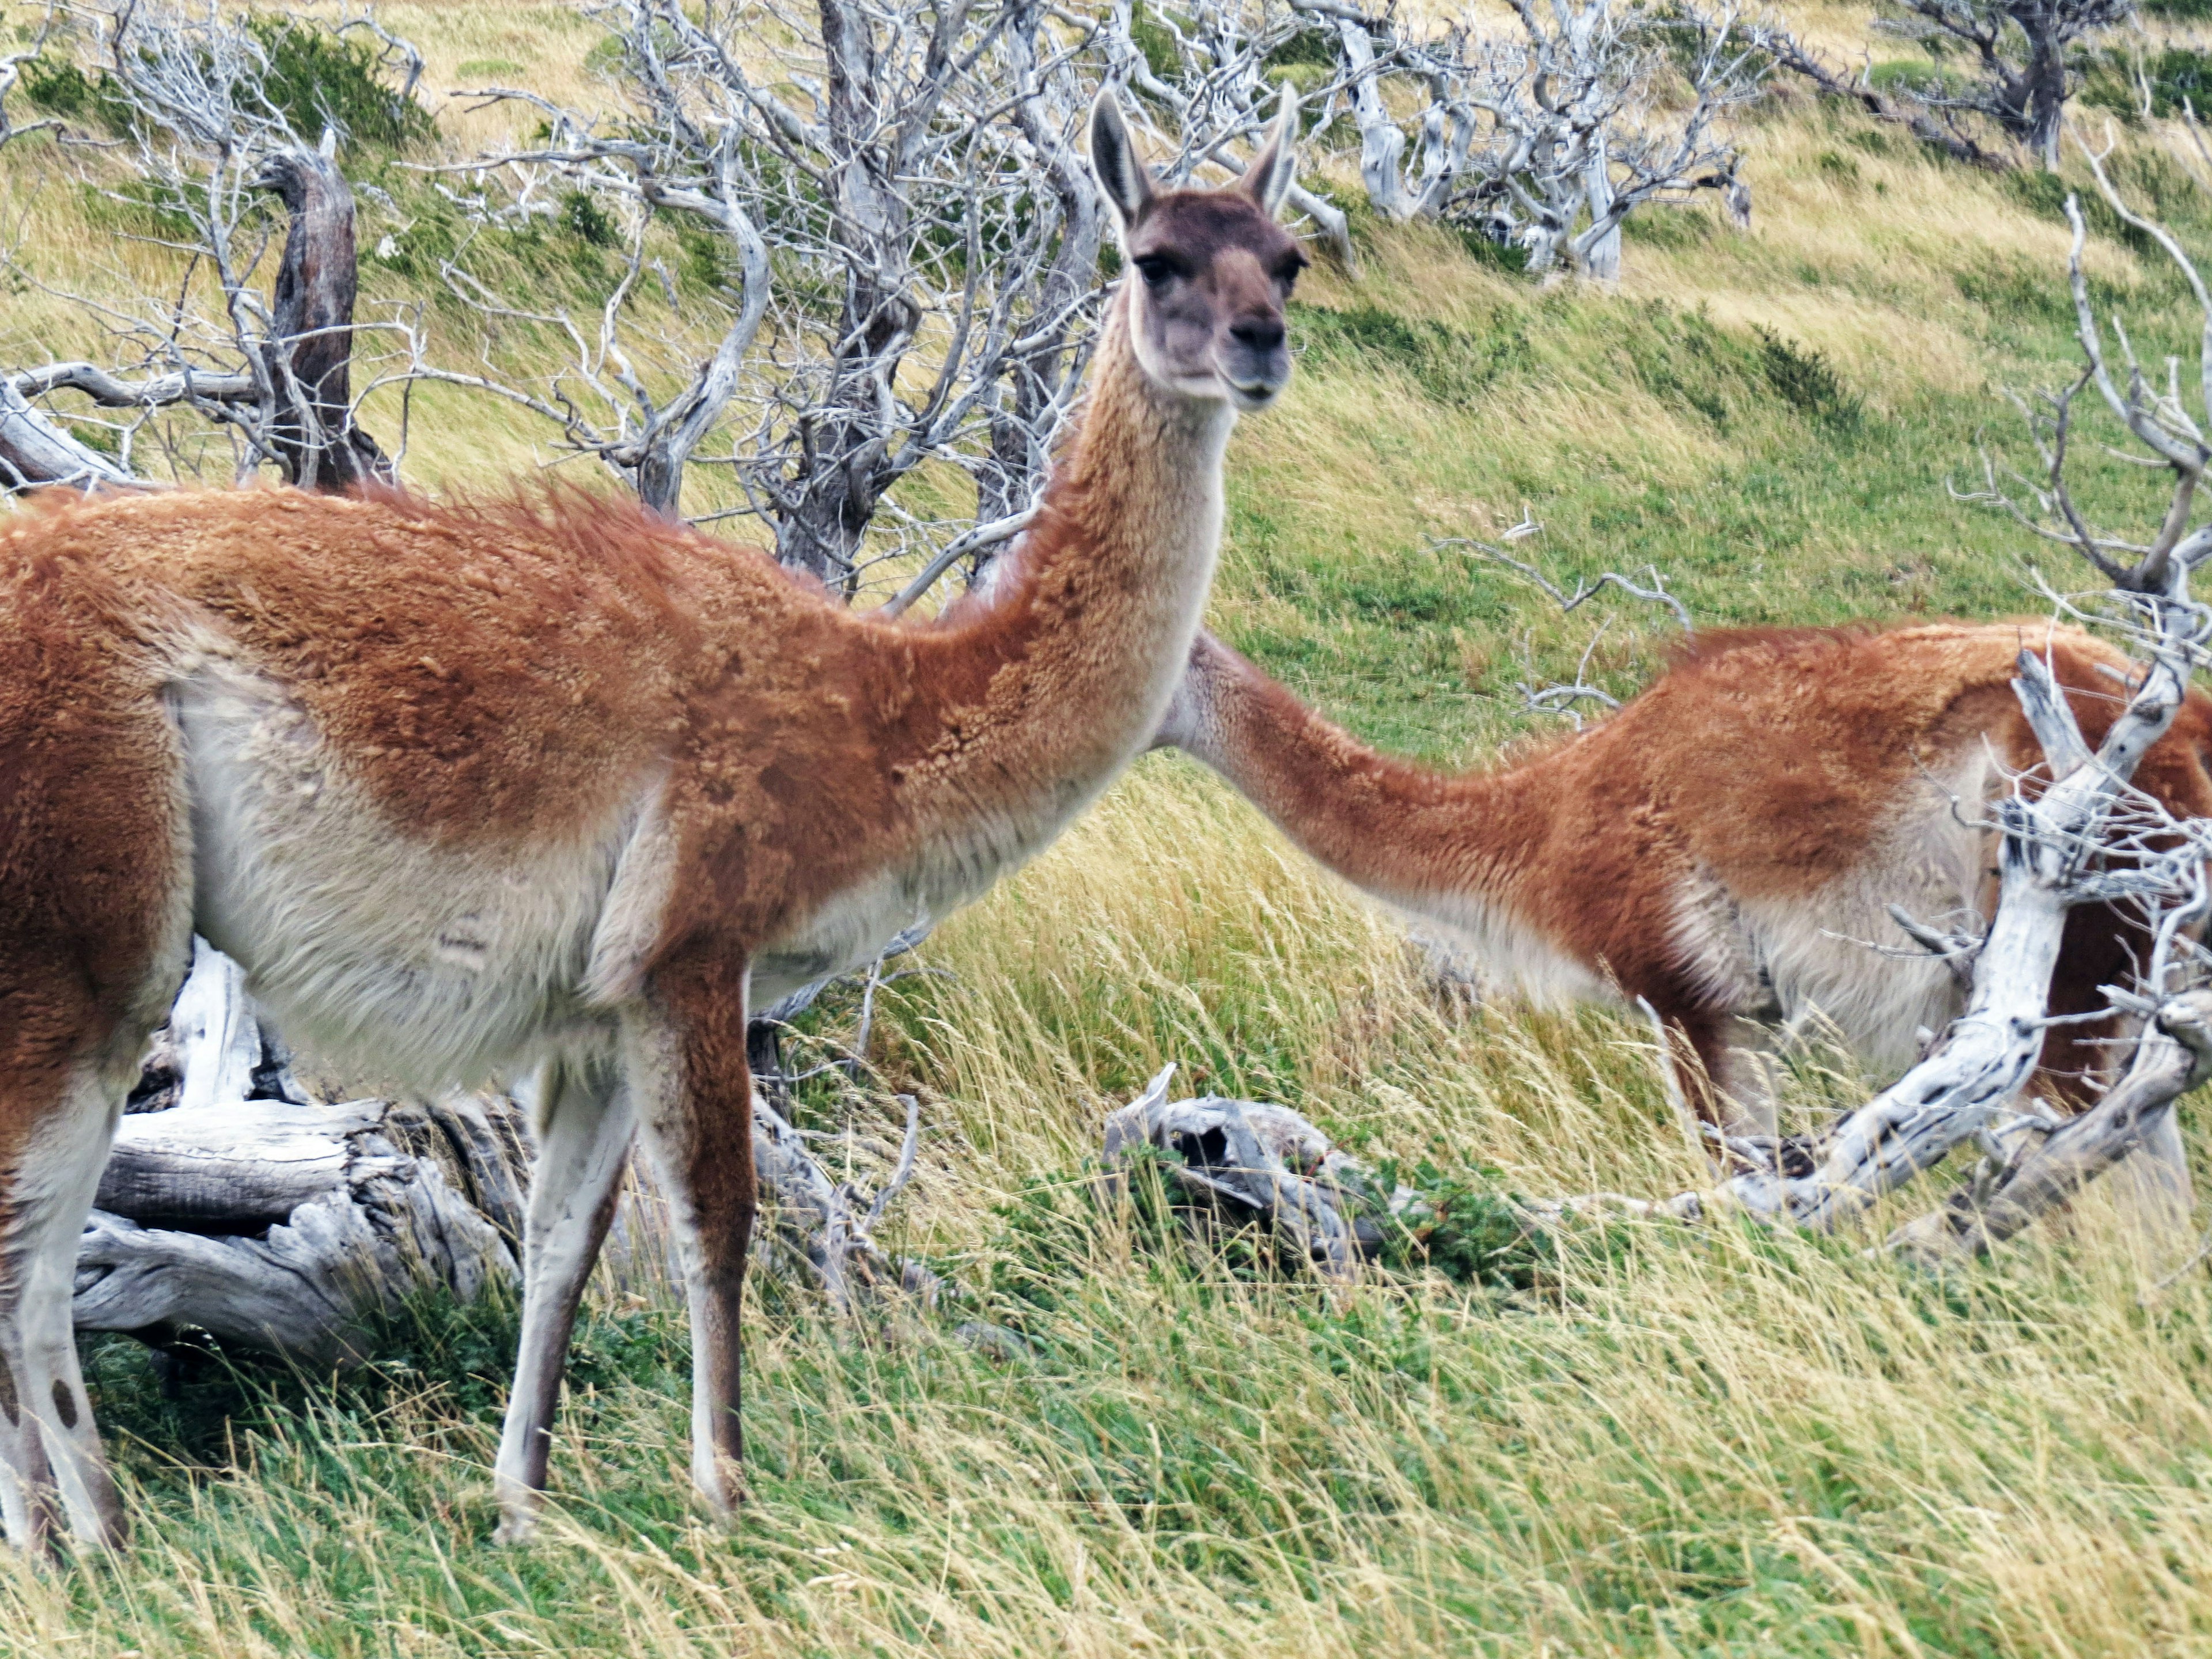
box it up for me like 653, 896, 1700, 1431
1127, 190, 1304, 274
51, 1378, 75, 1431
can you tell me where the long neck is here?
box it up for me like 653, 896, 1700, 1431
910, 287, 1235, 818
1162, 631, 1547, 929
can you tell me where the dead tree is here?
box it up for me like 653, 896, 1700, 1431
1754, 0, 2132, 173
430, 0, 1100, 592
1432, 515, 1694, 728
1268, 0, 1762, 278
1881, 0, 2133, 172
0, 4, 394, 492
1099, 0, 1361, 268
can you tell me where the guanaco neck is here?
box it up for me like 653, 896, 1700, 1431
1161, 631, 1553, 929
896, 285, 1236, 832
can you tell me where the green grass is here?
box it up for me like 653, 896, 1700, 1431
15, 0, 2212, 1651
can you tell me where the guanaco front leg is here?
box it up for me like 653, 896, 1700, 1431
493, 1056, 634, 1544
0, 1052, 132, 1552
628, 962, 757, 1516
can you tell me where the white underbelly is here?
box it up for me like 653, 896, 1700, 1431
1728, 777, 1990, 1075
172, 663, 634, 1089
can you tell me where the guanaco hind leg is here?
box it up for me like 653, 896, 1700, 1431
493, 1056, 635, 1544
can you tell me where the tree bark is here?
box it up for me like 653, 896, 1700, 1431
253, 147, 391, 493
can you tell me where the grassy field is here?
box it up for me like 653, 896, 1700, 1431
12, 0, 2212, 1652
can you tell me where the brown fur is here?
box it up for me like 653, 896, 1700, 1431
1162, 622, 2212, 1119
0, 102, 1309, 1550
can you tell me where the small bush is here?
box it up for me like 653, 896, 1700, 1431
17, 55, 130, 131
563, 190, 623, 249
249, 18, 434, 151
1754, 325, 1863, 429
1360, 1158, 1566, 1293
1956, 254, 2075, 327
1866, 58, 1973, 100
1453, 222, 1534, 272
1630, 206, 1714, 251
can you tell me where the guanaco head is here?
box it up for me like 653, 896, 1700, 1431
1090, 87, 1307, 412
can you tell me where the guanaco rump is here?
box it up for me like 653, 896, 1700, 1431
1157, 623, 2212, 1131
0, 90, 1309, 1551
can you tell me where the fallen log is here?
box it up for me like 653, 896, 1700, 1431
77, 1093, 525, 1366
77, 938, 937, 1365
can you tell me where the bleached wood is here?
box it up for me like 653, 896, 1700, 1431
1888, 990, 2212, 1265
1100, 1065, 1402, 1278
167, 939, 264, 1115
74, 1096, 519, 1363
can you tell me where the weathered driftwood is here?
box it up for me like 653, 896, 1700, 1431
79, 938, 941, 1363
78, 1094, 526, 1365
1100, 1065, 1412, 1279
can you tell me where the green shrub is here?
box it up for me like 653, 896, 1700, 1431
16, 54, 131, 131
563, 190, 623, 249
1453, 222, 1535, 272
249, 18, 434, 151
1753, 325, 1863, 429
1866, 58, 1973, 100
1359, 1158, 1567, 1292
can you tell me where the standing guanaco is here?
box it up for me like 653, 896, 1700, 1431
0, 90, 1309, 1550
1158, 623, 2212, 1131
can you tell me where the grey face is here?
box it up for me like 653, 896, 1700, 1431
1124, 194, 1306, 410
1089, 88, 1308, 412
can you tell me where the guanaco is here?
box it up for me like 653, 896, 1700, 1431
0, 90, 1309, 1550
1157, 623, 2212, 1131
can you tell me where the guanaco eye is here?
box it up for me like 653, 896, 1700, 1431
1274, 259, 1304, 291
1133, 255, 1174, 287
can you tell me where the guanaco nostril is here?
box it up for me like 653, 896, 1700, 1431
1230, 317, 1286, 352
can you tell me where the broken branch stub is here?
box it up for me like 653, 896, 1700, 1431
253, 147, 392, 494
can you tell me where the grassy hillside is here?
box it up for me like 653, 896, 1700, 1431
12, 0, 2212, 1653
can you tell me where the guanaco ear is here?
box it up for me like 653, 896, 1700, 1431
1240, 84, 1300, 218
1090, 88, 1156, 228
